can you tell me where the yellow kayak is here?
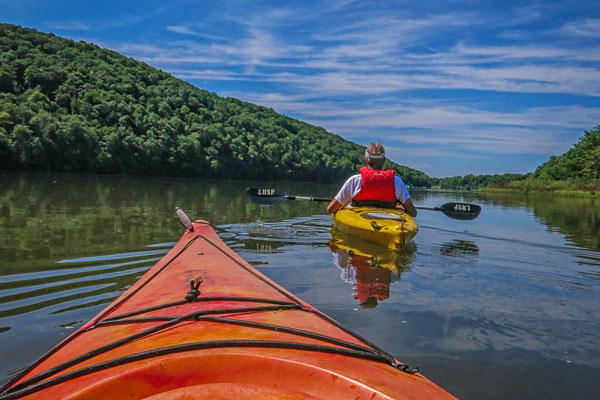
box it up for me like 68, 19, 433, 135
333, 207, 418, 249
245, 187, 480, 249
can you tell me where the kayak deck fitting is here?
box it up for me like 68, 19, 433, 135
0, 217, 454, 399
333, 206, 418, 250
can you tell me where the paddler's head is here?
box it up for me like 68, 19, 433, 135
364, 142, 385, 170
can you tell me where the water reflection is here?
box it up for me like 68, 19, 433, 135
439, 240, 479, 258
476, 192, 600, 251
328, 229, 415, 308
0, 171, 334, 273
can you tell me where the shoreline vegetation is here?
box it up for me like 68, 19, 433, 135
434, 125, 600, 196
480, 185, 599, 198
481, 175, 600, 197
0, 24, 598, 197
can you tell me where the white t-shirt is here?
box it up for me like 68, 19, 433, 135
334, 174, 411, 206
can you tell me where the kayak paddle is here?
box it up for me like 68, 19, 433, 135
246, 187, 481, 220
246, 187, 330, 205
412, 202, 481, 220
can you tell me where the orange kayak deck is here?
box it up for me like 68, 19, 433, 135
0, 221, 455, 400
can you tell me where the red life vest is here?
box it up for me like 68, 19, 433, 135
352, 166, 397, 207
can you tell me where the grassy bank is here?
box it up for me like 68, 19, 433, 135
482, 178, 600, 198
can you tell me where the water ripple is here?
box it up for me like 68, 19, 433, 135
217, 215, 332, 249
0, 249, 165, 321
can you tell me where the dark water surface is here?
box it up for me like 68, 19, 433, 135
1, 171, 599, 399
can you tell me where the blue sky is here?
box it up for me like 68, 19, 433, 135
2, 0, 599, 177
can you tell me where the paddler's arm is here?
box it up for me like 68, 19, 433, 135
328, 175, 358, 214
395, 176, 417, 217
402, 198, 417, 218
327, 199, 343, 214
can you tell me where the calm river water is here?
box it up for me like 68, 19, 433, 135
1, 171, 599, 399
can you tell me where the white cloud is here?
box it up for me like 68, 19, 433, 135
312, 13, 480, 43
170, 69, 248, 81
118, 40, 600, 97
434, 65, 600, 96
226, 89, 598, 158
106, 6, 172, 28
166, 25, 230, 41
45, 20, 90, 31
451, 42, 600, 62
104, 6, 600, 97
560, 18, 600, 37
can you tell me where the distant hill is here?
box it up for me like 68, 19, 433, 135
533, 126, 600, 180
0, 23, 431, 186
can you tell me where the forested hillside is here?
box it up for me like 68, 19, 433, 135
0, 24, 430, 185
534, 126, 600, 180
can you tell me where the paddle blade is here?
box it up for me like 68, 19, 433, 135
439, 202, 481, 220
246, 187, 288, 205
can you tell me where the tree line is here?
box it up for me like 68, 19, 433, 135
433, 173, 529, 190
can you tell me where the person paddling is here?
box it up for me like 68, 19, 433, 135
327, 143, 417, 217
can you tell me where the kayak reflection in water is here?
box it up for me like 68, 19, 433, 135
333, 250, 394, 308
329, 229, 416, 308
327, 142, 417, 217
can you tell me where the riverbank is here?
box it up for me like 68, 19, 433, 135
481, 178, 599, 198
481, 187, 598, 198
